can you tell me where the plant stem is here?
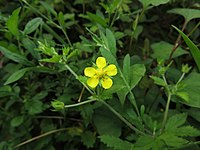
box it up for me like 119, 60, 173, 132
64, 99, 96, 108
64, 64, 93, 95
119, 69, 141, 117
160, 93, 171, 133
14, 128, 67, 148
98, 99, 146, 135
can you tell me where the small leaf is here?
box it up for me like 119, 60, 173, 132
6, 7, 21, 36
172, 25, 200, 71
25, 100, 43, 115
10, 116, 24, 127
23, 17, 43, 35
100, 135, 132, 150
150, 76, 166, 86
123, 54, 130, 82
4, 68, 31, 85
174, 126, 200, 137
87, 12, 107, 27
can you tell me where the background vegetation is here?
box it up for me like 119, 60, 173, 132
0, 0, 200, 149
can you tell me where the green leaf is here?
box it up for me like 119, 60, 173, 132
106, 29, 116, 56
176, 73, 200, 108
39, 55, 62, 63
168, 8, 200, 22
99, 135, 132, 150
22, 38, 40, 59
165, 113, 187, 130
117, 64, 145, 105
100, 47, 117, 65
93, 107, 122, 137
10, 116, 24, 127
0, 46, 34, 66
172, 25, 200, 71
87, 12, 107, 27
151, 41, 188, 60
58, 12, 65, 27
4, 68, 31, 85
134, 135, 154, 149
150, 76, 166, 86
25, 100, 43, 115
138, 0, 170, 7
6, 7, 21, 36
123, 54, 130, 82
159, 133, 188, 147
81, 131, 96, 148
23, 17, 43, 35
174, 126, 200, 137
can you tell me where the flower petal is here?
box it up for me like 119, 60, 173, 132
84, 67, 96, 77
104, 64, 117, 76
87, 77, 99, 88
96, 57, 106, 69
101, 77, 113, 89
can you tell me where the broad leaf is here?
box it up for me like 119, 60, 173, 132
138, 0, 170, 7
168, 8, 200, 22
6, 7, 21, 36
151, 41, 188, 60
172, 25, 200, 71
10, 116, 24, 127
176, 73, 200, 108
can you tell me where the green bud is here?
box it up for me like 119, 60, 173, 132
51, 100, 65, 111
181, 64, 192, 73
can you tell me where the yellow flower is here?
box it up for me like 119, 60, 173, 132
84, 57, 117, 89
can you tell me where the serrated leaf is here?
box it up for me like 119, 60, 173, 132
100, 135, 132, 150
23, 17, 43, 35
6, 7, 21, 36
10, 116, 24, 127
0, 46, 34, 66
174, 126, 200, 137
134, 135, 154, 149
81, 131, 96, 148
159, 133, 188, 147
165, 113, 187, 130
4, 68, 31, 85
168, 8, 200, 22
172, 25, 200, 71
150, 76, 166, 86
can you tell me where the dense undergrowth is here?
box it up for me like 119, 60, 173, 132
0, 0, 200, 149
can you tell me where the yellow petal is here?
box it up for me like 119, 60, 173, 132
101, 77, 113, 89
96, 57, 106, 69
84, 67, 96, 77
104, 64, 117, 76
87, 77, 99, 88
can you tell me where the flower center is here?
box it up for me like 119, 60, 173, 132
96, 69, 105, 78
